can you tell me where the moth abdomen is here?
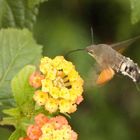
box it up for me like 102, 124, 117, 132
119, 57, 140, 83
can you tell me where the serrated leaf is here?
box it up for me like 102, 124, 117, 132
130, 0, 140, 24
0, 0, 47, 29
11, 65, 35, 108
0, 28, 42, 103
9, 129, 25, 140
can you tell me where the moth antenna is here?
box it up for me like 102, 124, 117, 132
90, 26, 94, 44
64, 48, 85, 59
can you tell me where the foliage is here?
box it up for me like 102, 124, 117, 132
0, 0, 47, 30
1, 66, 36, 139
0, 29, 42, 109
0, 0, 140, 140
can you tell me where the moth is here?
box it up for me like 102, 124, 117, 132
66, 36, 140, 85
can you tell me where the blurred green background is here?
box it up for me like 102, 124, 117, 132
2, 0, 140, 139
35, 0, 140, 140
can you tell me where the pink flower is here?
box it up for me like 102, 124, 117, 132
35, 113, 49, 128
27, 125, 42, 140
76, 96, 83, 105
21, 114, 78, 140
71, 131, 78, 140
29, 71, 44, 88
49, 115, 68, 129
19, 137, 31, 140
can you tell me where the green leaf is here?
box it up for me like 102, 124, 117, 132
28, 0, 47, 8
0, 117, 17, 126
11, 65, 35, 108
9, 129, 25, 140
0, 29, 42, 102
3, 108, 20, 117
0, 0, 47, 29
130, 0, 140, 24
0, 127, 12, 140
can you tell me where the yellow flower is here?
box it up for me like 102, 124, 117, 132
59, 87, 70, 99
69, 85, 83, 99
68, 69, 81, 82
21, 114, 78, 140
42, 79, 53, 93
40, 115, 78, 140
40, 57, 52, 75
41, 123, 54, 134
33, 90, 48, 106
51, 87, 60, 99
39, 123, 54, 140
39, 136, 50, 140
59, 61, 75, 75
52, 56, 64, 67
45, 97, 58, 113
59, 99, 77, 113
35, 56, 84, 114
46, 68, 57, 80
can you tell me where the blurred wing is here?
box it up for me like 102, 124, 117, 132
111, 35, 140, 53
96, 67, 115, 85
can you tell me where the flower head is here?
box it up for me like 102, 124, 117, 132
32, 56, 84, 114
40, 115, 78, 140
21, 114, 78, 140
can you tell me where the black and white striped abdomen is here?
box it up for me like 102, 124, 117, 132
119, 57, 140, 82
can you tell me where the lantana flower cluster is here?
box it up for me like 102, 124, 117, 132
19, 114, 77, 140
29, 56, 84, 114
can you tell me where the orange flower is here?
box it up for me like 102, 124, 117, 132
29, 71, 44, 88
48, 115, 68, 129
27, 125, 42, 140
40, 115, 78, 140
35, 113, 49, 128
71, 131, 78, 140
21, 114, 78, 140
76, 96, 84, 105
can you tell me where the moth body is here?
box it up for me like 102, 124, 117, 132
86, 44, 140, 83
119, 57, 140, 82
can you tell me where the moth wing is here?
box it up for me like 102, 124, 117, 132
86, 63, 102, 87
96, 67, 115, 85
111, 35, 140, 53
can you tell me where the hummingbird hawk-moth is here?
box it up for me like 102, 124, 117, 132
66, 36, 140, 85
